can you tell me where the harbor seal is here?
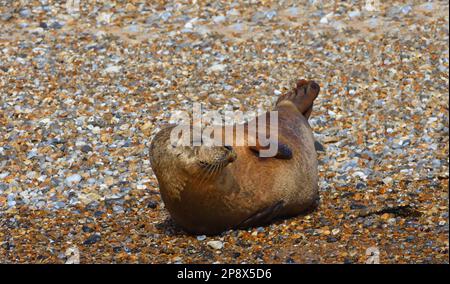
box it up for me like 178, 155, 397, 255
150, 79, 320, 234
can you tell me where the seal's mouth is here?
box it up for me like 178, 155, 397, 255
199, 146, 236, 168
196, 149, 234, 184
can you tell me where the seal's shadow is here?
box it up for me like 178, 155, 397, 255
155, 217, 187, 236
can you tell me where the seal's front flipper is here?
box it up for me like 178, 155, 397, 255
237, 201, 285, 229
248, 141, 293, 159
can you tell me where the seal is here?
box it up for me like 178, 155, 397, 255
150, 79, 321, 234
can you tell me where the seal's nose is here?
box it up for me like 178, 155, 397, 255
227, 150, 237, 162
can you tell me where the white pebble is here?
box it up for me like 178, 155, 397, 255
65, 174, 82, 186
207, 240, 223, 250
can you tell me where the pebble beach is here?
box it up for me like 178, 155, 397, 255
0, 0, 448, 263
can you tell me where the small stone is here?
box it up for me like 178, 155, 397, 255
103, 65, 121, 73
82, 225, 94, 233
54, 201, 66, 209
381, 213, 391, 220
81, 145, 92, 153
400, 5, 412, 15
140, 122, 153, 135
348, 10, 361, 18
160, 11, 171, 22
285, 257, 295, 264
136, 183, 147, 190
1, 13, 12, 21
50, 21, 64, 29
147, 200, 158, 209
208, 64, 227, 73
173, 256, 182, 263
356, 182, 366, 189
96, 12, 113, 24
212, 15, 226, 23
406, 236, 415, 242
0, 172, 9, 179
327, 236, 338, 243
363, 218, 374, 228
350, 203, 367, 210
19, 9, 31, 18
382, 177, 393, 185
387, 218, 396, 225
196, 235, 206, 241
83, 233, 101, 245
65, 174, 82, 186
112, 205, 123, 213
207, 240, 223, 250
320, 12, 333, 24
125, 3, 136, 12
420, 2, 434, 11
104, 176, 115, 186
265, 10, 277, 20
285, 7, 299, 16
65, 246, 80, 264
125, 25, 139, 33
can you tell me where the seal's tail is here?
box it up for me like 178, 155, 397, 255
275, 79, 320, 119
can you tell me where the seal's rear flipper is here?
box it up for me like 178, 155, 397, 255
276, 79, 320, 118
237, 201, 285, 229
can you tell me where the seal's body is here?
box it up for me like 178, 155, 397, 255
150, 80, 320, 234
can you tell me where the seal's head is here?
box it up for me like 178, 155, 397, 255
170, 144, 237, 177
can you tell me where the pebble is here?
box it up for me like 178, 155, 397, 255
382, 177, 394, 185
208, 64, 227, 73
0, 172, 10, 179
65, 246, 80, 264
212, 15, 226, 23
83, 233, 101, 245
196, 235, 206, 241
348, 10, 361, 18
65, 174, 82, 186
207, 240, 223, 250
103, 65, 122, 73
147, 201, 158, 209
82, 225, 94, 233
19, 9, 31, 18
320, 12, 333, 24
81, 145, 92, 153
